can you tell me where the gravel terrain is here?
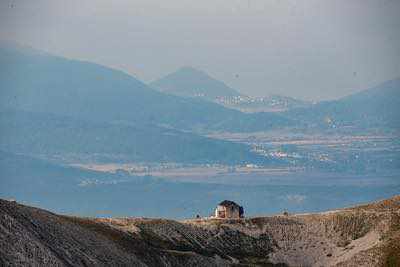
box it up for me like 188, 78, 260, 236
1, 196, 399, 266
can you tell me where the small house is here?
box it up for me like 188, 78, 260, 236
214, 200, 244, 219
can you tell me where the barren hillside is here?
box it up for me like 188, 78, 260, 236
1, 196, 399, 266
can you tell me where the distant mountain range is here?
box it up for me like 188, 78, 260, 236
150, 66, 399, 128
150, 66, 310, 112
0, 43, 293, 133
150, 66, 242, 100
0, 42, 398, 169
0, 109, 268, 165
285, 78, 400, 130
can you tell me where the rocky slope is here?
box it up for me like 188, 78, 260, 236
1, 196, 399, 266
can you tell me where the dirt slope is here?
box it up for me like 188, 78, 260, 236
1, 196, 399, 266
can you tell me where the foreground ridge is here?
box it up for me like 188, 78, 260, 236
1, 196, 399, 266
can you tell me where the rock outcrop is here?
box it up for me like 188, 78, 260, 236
1, 196, 399, 266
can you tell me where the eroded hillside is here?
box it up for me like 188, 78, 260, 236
1, 196, 399, 266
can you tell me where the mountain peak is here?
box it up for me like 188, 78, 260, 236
150, 67, 241, 99
172, 66, 212, 80
177, 66, 201, 73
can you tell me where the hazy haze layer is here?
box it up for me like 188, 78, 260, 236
0, 0, 399, 100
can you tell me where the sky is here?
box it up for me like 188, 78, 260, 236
1, 0, 399, 101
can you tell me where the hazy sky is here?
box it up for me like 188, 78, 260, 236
1, 0, 399, 100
